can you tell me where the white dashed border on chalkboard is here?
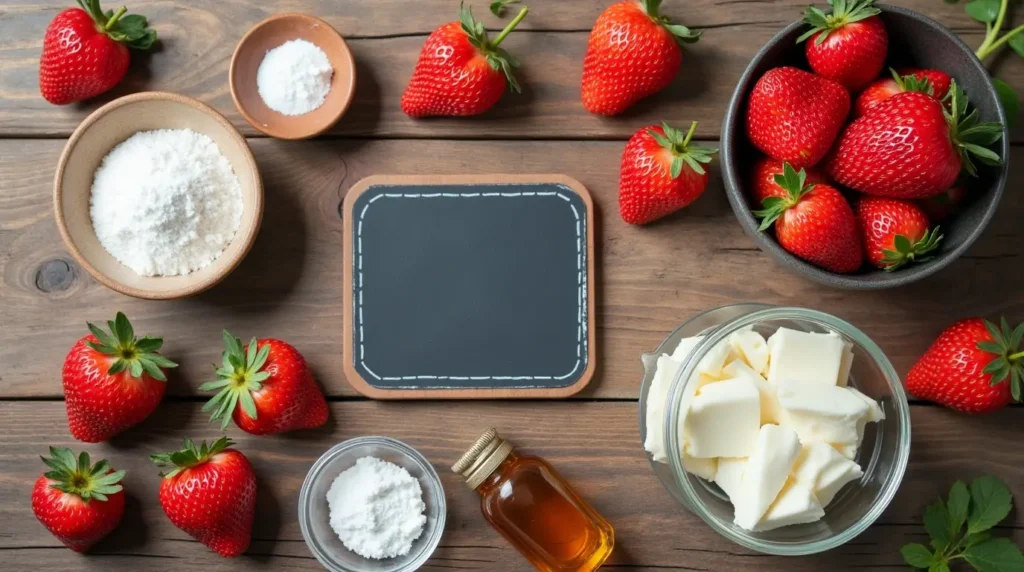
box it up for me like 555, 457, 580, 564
356, 188, 586, 386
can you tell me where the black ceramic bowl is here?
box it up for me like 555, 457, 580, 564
721, 5, 1009, 289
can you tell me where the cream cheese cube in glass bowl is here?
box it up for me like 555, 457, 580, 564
637, 304, 910, 555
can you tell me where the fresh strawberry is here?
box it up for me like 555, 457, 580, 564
151, 438, 256, 557
749, 156, 828, 206
619, 121, 718, 224
828, 82, 1003, 199
918, 185, 967, 223
32, 447, 126, 552
754, 162, 862, 273
581, 0, 701, 116
854, 68, 952, 118
856, 197, 943, 271
907, 318, 1023, 413
200, 332, 328, 435
746, 67, 850, 169
63, 312, 177, 443
40, 0, 156, 105
401, 3, 528, 117
798, 0, 887, 91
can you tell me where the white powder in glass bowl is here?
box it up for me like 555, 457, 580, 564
89, 129, 243, 277
257, 39, 334, 116
326, 456, 427, 560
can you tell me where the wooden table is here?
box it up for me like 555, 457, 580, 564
1, 1, 1022, 570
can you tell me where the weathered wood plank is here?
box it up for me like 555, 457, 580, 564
0, 401, 1020, 571
1, 0, 1020, 139
1, 139, 1022, 399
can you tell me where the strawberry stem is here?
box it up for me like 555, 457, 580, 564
492, 6, 528, 48
1010, 351, 1024, 361
104, 6, 127, 31
681, 121, 698, 147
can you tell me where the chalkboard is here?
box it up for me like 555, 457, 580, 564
342, 175, 596, 399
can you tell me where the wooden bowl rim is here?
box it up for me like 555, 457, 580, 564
53, 91, 265, 300
229, 13, 357, 140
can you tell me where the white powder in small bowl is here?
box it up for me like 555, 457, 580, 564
326, 456, 427, 560
89, 129, 243, 277
257, 39, 334, 116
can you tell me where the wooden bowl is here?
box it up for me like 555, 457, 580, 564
54, 92, 263, 300
721, 5, 1009, 290
230, 13, 356, 140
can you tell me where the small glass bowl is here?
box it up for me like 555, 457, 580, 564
298, 436, 447, 571
638, 304, 911, 555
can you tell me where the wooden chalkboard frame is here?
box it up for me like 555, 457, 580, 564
341, 174, 597, 399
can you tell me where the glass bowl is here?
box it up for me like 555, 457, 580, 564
638, 304, 911, 555
298, 436, 447, 571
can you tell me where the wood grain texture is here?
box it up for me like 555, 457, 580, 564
1, 139, 1022, 399
1, 0, 1022, 139
0, 401, 1021, 571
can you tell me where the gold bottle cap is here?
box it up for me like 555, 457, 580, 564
452, 428, 514, 490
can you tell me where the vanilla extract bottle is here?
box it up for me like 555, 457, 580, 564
452, 428, 615, 571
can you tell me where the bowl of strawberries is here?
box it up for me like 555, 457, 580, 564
721, 0, 1009, 289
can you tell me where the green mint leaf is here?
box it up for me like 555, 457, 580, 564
992, 78, 1019, 128
968, 531, 994, 548
969, 476, 1013, 534
948, 480, 971, 537
925, 499, 953, 549
964, 537, 1024, 572
929, 562, 951, 572
965, 0, 1000, 23
902, 543, 937, 568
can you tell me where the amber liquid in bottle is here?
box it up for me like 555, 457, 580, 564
475, 452, 614, 571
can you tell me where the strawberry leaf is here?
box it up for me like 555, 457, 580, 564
799, 0, 880, 44
648, 121, 717, 179
640, 0, 703, 44
40, 447, 124, 502
753, 162, 814, 231
901, 543, 937, 568
964, 537, 1024, 572
460, 1, 527, 93
968, 475, 1013, 534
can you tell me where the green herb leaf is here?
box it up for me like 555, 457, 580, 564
993, 78, 1020, 128
924, 499, 953, 550
964, 537, 1024, 572
1009, 32, 1024, 59
948, 480, 971, 538
969, 475, 1014, 534
965, 0, 1000, 23
902, 543, 937, 568
489, 0, 519, 17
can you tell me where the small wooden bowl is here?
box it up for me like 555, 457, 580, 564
54, 92, 263, 300
230, 13, 356, 140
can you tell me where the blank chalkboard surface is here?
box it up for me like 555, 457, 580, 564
342, 175, 596, 399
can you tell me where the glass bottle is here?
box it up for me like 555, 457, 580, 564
452, 428, 615, 571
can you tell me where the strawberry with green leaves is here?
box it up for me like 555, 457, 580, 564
618, 121, 717, 224
907, 318, 1023, 413
828, 81, 1004, 199
854, 67, 952, 118
32, 447, 126, 552
856, 197, 943, 271
754, 162, 863, 273
401, 2, 528, 117
748, 156, 829, 206
63, 312, 177, 442
152, 438, 256, 557
798, 0, 887, 91
581, 0, 701, 116
200, 332, 328, 435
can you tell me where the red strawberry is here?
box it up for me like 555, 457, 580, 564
907, 318, 1023, 413
749, 156, 828, 206
63, 312, 177, 442
32, 447, 125, 552
745, 67, 850, 169
754, 162, 862, 273
918, 185, 967, 223
619, 121, 718, 224
827, 82, 1004, 199
799, 0, 887, 91
401, 3, 528, 117
856, 196, 943, 271
152, 438, 256, 557
581, 0, 701, 116
200, 332, 328, 435
40, 0, 156, 105
854, 68, 952, 118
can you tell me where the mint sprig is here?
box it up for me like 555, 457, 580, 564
902, 475, 1024, 571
